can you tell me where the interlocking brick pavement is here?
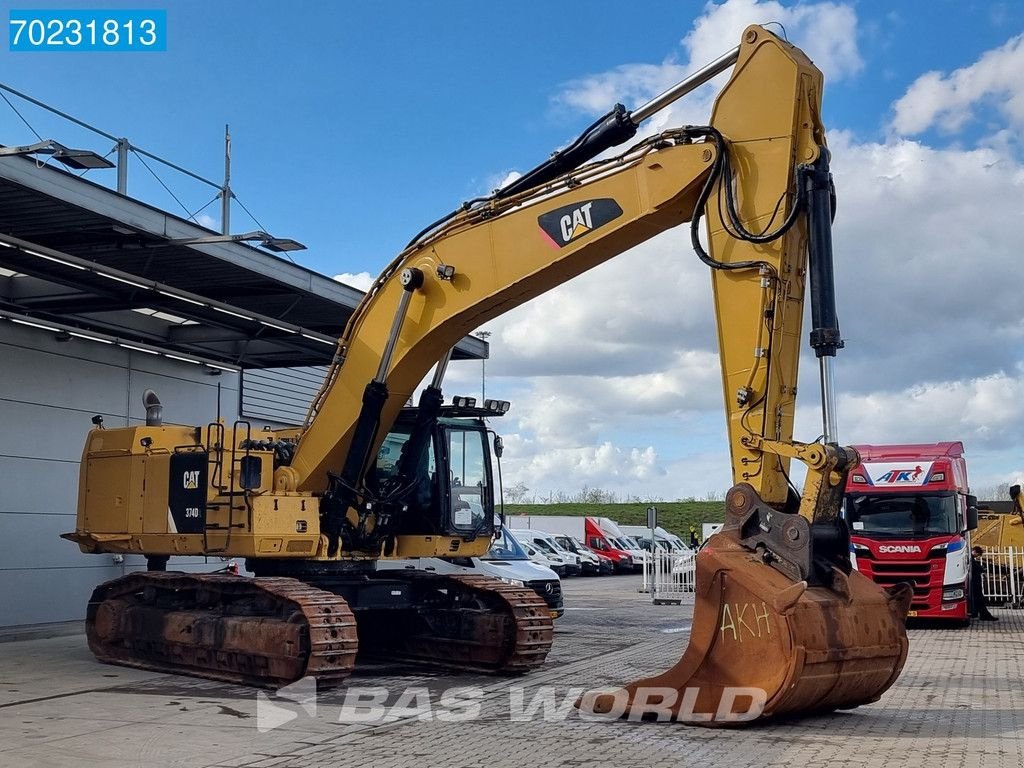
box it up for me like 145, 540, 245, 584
0, 576, 1020, 768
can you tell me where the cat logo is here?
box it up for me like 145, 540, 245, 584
183, 470, 201, 490
538, 198, 623, 248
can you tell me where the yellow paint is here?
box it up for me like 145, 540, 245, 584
68, 26, 852, 564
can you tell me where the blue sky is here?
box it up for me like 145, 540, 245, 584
3, 1, 1024, 500
2, 1, 1021, 269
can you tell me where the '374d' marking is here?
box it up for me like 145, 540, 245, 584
537, 198, 623, 248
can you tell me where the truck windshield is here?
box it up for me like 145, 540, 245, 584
845, 492, 959, 536
482, 528, 528, 561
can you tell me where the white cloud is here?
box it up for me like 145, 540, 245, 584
334, 271, 375, 291
556, 0, 861, 117
463, 5, 1024, 502
838, 371, 1024, 449
195, 213, 217, 230
890, 34, 1024, 136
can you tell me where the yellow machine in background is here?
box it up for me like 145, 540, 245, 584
65, 25, 911, 723
973, 487, 1024, 549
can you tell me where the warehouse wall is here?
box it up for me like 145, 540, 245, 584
0, 322, 242, 628
241, 365, 326, 425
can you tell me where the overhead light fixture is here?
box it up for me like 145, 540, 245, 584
157, 289, 205, 307
118, 342, 159, 355
9, 316, 60, 332
32, 251, 87, 271
172, 230, 306, 252
100, 273, 151, 290
204, 362, 238, 372
0, 309, 242, 367
0, 139, 114, 170
259, 319, 296, 334
301, 332, 335, 345
164, 353, 201, 365
212, 305, 254, 321
68, 330, 114, 345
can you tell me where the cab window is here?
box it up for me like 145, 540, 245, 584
446, 426, 489, 530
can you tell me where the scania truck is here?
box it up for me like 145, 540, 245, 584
843, 443, 979, 623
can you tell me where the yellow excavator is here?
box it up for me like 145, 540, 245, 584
973, 487, 1024, 550
64, 25, 911, 724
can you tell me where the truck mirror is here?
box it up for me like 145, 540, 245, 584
966, 494, 979, 531
493, 434, 504, 458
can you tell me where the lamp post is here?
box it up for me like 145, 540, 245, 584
475, 330, 491, 401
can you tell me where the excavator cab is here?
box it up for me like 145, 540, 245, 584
379, 405, 497, 539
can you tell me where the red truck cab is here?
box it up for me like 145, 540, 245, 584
844, 442, 979, 623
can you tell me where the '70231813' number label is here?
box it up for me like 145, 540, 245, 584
9, 10, 166, 51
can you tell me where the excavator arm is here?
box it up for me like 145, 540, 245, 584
287, 28, 843, 552
288, 24, 911, 723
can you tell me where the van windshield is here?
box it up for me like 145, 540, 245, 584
482, 528, 528, 561
531, 538, 559, 555
555, 536, 578, 553
845, 492, 959, 537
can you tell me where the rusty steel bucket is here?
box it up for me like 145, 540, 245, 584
580, 528, 912, 726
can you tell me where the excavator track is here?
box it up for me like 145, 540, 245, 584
353, 572, 554, 674
86, 572, 358, 688
85, 571, 553, 688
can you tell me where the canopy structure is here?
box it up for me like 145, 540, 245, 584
0, 153, 486, 369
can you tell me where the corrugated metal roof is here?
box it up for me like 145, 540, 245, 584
0, 153, 486, 368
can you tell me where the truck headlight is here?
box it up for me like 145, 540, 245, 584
942, 587, 965, 601
498, 577, 525, 588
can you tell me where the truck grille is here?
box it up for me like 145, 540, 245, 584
526, 579, 563, 610
863, 561, 935, 596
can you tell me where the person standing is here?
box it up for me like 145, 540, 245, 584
969, 546, 998, 621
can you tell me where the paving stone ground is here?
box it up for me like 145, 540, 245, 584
0, 575, 1020, 768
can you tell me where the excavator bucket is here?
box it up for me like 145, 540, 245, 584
580, 513, 912, 725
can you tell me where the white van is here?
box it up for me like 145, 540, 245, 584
620, 525, 694, 555
511, 529, 584, 576
549, 534, 603, 575
509, 528, 578, 576
376, 526, 563, 617
604, 533, 649, 574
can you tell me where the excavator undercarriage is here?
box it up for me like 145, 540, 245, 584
87, 568, 553, 688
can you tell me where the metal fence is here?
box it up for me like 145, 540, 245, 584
646, 550, 696, 604
645, 546, 1022, 607
980, 547, 1023, 607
